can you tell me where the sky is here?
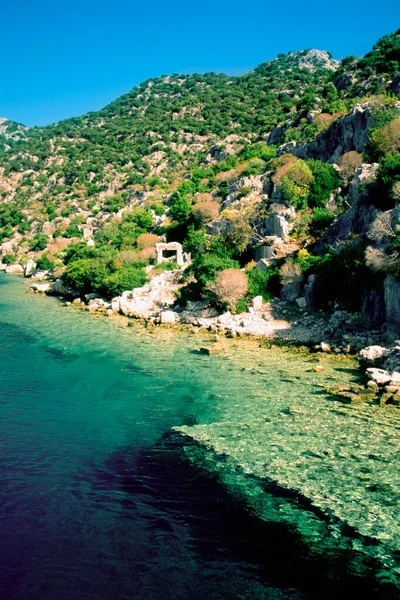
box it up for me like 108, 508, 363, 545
1, 0, 399, 127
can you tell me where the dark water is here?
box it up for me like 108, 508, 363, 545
0, 275, 398, 599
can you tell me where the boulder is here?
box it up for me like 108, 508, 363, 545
24, 259, 36, 277
252, 296, 263, 311
366, 368, 392, 386
359, 345, 388, 366
5, 264, 24, 274
281, 282, 300, 302
160, 310, 176, 325
31, 283, 51, 293
296, 297, 307, 309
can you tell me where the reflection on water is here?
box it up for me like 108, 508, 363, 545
0, 274, 399, 599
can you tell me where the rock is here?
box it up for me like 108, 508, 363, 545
30, 282, 51, 293
281, 282, 300, 302
359, 345, 388, 366
160, 310, 176, 325
384, 274, 400, 332
200, 346, 224, 355
24, 259, 36, 277
252, 296, 263, 311
48, 279, 72, 296
320, 342, 331, 353
312, 365, 324, 372
295, 297, 307, 309
366, 368, 392, 386
5, 264, 24, 274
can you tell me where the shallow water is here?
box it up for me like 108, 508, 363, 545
0, 274, 399, 599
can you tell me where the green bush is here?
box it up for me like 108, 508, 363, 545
36, 253, 55, 270
307, 160, 341, 208
247, 267, 276, 300
102, 266, 147, 297
169, 192, 192, 224
191, 253, 240, 288
63, 258, 110, 293
103, 194, 125, 213
309, 208, 336, 235
29, 234, 49, 251
281, 160, 314, 209
2, 253, 16, 265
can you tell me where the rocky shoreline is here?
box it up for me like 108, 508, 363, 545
6, 262, 392, 410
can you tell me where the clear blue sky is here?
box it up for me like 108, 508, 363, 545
1, 0, 399, 127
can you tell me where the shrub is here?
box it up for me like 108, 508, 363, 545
63, 258, 110, 293
240, 142, 277, 162
247, 267, 275, 300
2, 253, 15, 265
137, 247, 156, 262
209, 268, 248, 311
314, 113, 335, 131
369, 116, 400, 157
136, 233, 160, 250
281, 178, 310, 210
192, 201, 219, 224
103, 194, 125, 213
214, 170, 236, 184
279, 258, 303, 285
271, 154, 299, 183
193, 192, 214, 203
102, 266, 147, 297
365, 246, 400, 275
310, 208, 336, 235
169, 192, 192, 224
337, 151, 363, 182
241, 157, 265, 176
307, 160, 341, 208
191, 252, 240, 288
29, 234, 49, 251
36, 253, 55, 270
183, 225, 208, 254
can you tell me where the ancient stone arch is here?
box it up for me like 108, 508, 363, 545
155, 242, 184, 266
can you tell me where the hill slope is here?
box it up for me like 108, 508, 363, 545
1, 29, 400, 334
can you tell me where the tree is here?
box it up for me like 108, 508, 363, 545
209, 268, 248, 311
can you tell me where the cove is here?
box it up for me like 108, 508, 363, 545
0, 274, 399, 600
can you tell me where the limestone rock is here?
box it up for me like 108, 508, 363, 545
24, 259, 36, 277
359, 345, 388, 366
5, 264, 24, 274
30, 282, 51, 293
366, 368, 392, 386
252, 296, 263, 311
160, 310, 177, 325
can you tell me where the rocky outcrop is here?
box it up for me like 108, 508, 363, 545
277, 103, 399, 164
384, 275, 400, 332
114, 269, 183, 319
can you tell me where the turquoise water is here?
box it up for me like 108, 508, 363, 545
0, 274, 399, 599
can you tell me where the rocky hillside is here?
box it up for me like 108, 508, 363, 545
1, 29, 400, 334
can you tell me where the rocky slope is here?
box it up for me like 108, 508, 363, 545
1, 29, 400, 342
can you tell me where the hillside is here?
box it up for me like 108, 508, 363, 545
1, 29, 400, 336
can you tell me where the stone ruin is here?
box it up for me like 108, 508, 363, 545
155, 242, 190, 267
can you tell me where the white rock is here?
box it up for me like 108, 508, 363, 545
24, 259, 36, 277
31, 283, 51, 293
5, 264, 24, 274
366, 368, 392, 385
252, 296, 263, 311
320, 342, 331, 352
359, 345, 388, 364
160, 310, 177, 325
